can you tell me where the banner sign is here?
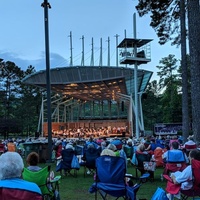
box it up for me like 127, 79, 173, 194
154, 123, 182, 135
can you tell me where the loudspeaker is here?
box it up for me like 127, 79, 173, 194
121, 101, 124, 111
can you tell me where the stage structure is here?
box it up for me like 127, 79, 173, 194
22, 14, 153, 138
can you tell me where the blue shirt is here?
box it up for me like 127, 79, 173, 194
0, 178, 41, 194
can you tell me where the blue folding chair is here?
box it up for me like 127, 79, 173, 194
81, 147, 101, 177
89, 155, 149, 200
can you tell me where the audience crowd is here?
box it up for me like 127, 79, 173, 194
0, 133, 199, 199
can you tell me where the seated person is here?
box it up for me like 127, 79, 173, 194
169, 136, 179, 150
110, 137, 123, 150
101, 148, 116, 157
85, 137, 99, 149
136, 144, 149, 156
0, 152, 42, 199
162, 141, 188, 175
123, 139, 134, 159
144, 136, 151, 150
53, 139, 63, 159
166, 149, 200, 199
135, 144, 152, 177
183, 135, 197, 156
107, 144, 119, 156
145, 138, 157, 155
26, 152, 55, 185
151, 147, 167, 167
162, 141, 189, 163
26, 152, 42, 172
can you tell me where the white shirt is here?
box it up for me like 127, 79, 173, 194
172, 165, 193, 190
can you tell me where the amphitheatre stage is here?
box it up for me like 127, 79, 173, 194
23, 37, 153, 138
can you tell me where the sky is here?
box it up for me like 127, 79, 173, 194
0, 0, 180, 80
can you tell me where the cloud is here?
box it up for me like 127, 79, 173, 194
0, 51, 69, 71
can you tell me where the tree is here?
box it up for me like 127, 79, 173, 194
142, 80, 163, 130
180, 0, 189, 143
16, 65, 42, 137
156, 55, 182, 122
187, 0, 200, 143
136, 0, 190, 140
136, 0, 180, 45
0, 60, 42, 138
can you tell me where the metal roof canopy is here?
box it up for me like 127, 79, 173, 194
22, 66, 153, 102
117, 38, 153, 48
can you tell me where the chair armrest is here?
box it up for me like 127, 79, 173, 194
50, 175, 61, 183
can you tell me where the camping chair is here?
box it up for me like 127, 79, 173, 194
135, 152, 154, 180
58, 148, 78, 177
0, 143, 5, 155
123, 146, 134, 166
163, 150, 187, 175
82, 147, 101, 177
153, 147, 166, 167
89, 155, 150, 200
22, 165, 61, 200
181, 159, 200, 200
184, 144, 197, 157
74, 144, 84, 163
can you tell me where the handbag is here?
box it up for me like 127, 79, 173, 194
143, 161, 156, 171
151, 187, 168, 200
71, 155, 80, 169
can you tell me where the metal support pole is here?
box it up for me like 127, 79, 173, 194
41, 0, 52, 162
133, 13, 139, 139
129, 94, 133, 137
138, 93, 144, 131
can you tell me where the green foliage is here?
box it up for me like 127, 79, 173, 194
136, 0, 181, 45
0, 60, 42, 137
143, 54, 182, 129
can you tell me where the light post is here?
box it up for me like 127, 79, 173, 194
41, 0, 52, 162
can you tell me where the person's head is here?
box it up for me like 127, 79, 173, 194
100, 149, 116, 156
65, 143, 74, 150
107, 144, 117, 152
26, 152, 39, 166
89, 137, 94, 142
187, 135, 194, 141
87, 143, 95, 150
172, 135, 177, 139
101, 141, 107, 148
189, 149, 200, 161
0, 152, 24, 180
137, 144, 146, 152
127, 139, 133, 146
171, 141, 179, 149
146, 135, 151, 141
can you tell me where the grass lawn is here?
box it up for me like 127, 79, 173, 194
37, 162, 168, 200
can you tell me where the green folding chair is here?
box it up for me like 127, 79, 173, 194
23, 165, 61, 200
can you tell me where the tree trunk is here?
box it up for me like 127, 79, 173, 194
180, 0, 189, 143
187, 0, 200, 143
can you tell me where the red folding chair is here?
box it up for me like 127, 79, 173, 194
163, 150, 187, 175
181, 159, 200, 200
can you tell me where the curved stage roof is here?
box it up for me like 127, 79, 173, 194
22, 66, 153, 102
